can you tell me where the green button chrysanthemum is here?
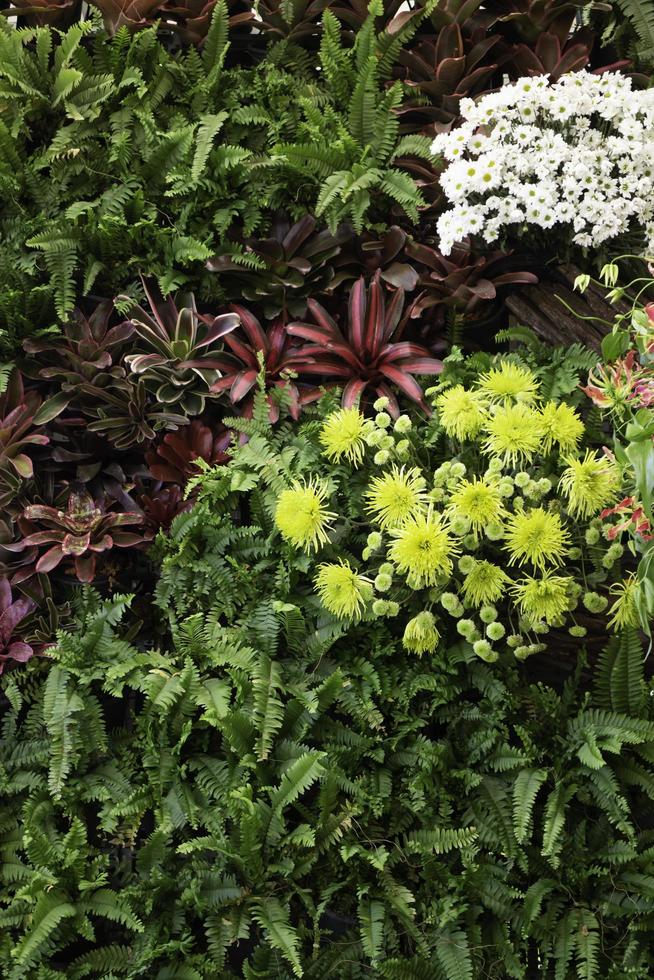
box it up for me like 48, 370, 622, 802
448, 476, 506, 534
319, 407, 369, 466
538, 401, 585, 453
482, 403, 543, 465
389, 507, 457, 586
504, 507, 570, 570
477, 362, 540, 404
559, 450, 620, 519
275, 479, 336, 552
435, 385, 488, 440
511, 571, 573, 625
365, 466, 428, 529
315, 561, 369, 620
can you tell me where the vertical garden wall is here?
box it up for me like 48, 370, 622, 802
2, 0, 654, 976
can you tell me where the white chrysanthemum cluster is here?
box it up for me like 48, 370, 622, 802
432, 71, 654, 256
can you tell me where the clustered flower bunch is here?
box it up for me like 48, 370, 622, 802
577, 270, 654, 631
433, 71, 654, 257
272, 357, 635, 664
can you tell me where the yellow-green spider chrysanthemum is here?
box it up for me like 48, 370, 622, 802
482, 403, 543, 466
275, 479, 336, 552
511, 571, 573, 625
608, 576, 641, 631
462, 560, 510, 606
448, 477, 506, 534
477, 362, 540, 404
435, 385, 488, 441
365, 466, 428, 529
559, 450, 619, 519
403, 611, 441, 654
315, 561, 369, 620
504, 507, 570, 570
389, 507, 457, 586
319, 407, 369, 466
538, 401, 585, 454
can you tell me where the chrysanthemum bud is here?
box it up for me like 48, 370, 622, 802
374, 572, 393, 592
367, 531, 383, 550
374, 450, 391, 466
585, 527, 600, 545
473, 639, 497, 661
373, 397, 390, 411
486, 621, 505, 641
583, 591, 608, 613
403, 611, 440, 654
485, 522, 505, 541
480, 605, 498, 623
514, 472, 530, 488
569, 625, 587, 637
457, 618, 477, 638
394, 415, 412, 434
375, 412, 391, 429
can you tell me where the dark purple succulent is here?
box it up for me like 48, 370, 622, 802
207, 215, 350, 318
405, 238, 538, 316
0, 370, 49, 509
145, 420, 231, 484
139, 485, 194, 533
286, 271, 443, 415
208, 305, 321, 421
0, 577, 37, 675
22, 301, 133, 422
17, 488, 151, 584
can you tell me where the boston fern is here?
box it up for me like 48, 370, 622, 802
3, 383, 654, 977
0, 1, 434, 351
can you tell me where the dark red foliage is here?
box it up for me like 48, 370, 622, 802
397, 25, 499, 128
0, 576, 37, 675
286, 271, 442, 416
0, 370, 49, 509
500, 29, 595, 80
17, 488, 151, 584
139, 485, 193, 532
207, 215, 350, 318
209, 306, 322, 421
145, 420, 231, 483
405, 238, 538, 316
330, 226, 420, 292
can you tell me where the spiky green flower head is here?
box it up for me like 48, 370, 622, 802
435, 385, 488, 440
511, 571, 574, 625
559, 450, 620, 519
462, 559, 510, 606
389, 507, 457, 587
365, 466, 428, 529
403, 611, 441, 654
275, 479, 336, 552
315, 561, 370, 620
608, 575, 641, 630
448, 476, 506, 535
319, 407, 370, 466
504, 507, 570, 571
482, 403, 543, 466
538, 401, 584, 454
477, 361, 540, 404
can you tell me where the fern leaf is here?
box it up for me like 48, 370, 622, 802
435, 929, 473, 980
358, 896, 385, 963
252, 898, 302, 976
513, 768, 548, 844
